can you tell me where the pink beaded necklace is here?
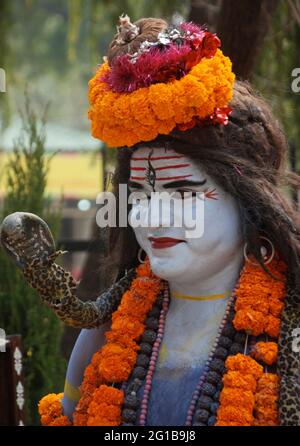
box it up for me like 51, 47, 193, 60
138, 282, 237, 426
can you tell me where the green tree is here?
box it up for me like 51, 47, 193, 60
254, 1, 300, 170
0, 96, 65, 425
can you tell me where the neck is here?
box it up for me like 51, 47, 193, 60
168, 248, 245, 299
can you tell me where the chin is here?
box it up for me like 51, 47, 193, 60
148, 255, 187, 281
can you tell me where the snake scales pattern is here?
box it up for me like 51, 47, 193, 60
0, 212, 136, 328
278, 269, 300, 425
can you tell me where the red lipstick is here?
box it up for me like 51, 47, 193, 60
148, 237, 185, 249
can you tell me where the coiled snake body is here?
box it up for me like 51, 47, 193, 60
0, 212, 135, 328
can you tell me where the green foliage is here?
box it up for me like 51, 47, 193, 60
254, 1, 300, 167
0, 95, 65, 425
0, 0, 189, 133
5, 0, 187, 79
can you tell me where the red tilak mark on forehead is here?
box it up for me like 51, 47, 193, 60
130, 175, 193, 181
204, 188, 219, 200
131, 155, 185, 161
131, 163, 191, 172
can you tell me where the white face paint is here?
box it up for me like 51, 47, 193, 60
128, 146, 244, 293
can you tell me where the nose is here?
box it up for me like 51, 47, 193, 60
148, 193, 176, 229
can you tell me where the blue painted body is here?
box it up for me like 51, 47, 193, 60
62, 296, 228, 425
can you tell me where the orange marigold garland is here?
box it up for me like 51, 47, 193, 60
72, 354, 103, 426
86, 385, 124, 426
38, 253, 288, 426
216, 254, 287, 426
72, 258, 163, 426
253, 374, 280, 426
215, 354, 264, 426
233, 256, 287, 336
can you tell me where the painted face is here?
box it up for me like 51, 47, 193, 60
128, 146, 243, 285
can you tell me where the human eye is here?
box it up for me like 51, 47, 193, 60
175, 189, 204, 199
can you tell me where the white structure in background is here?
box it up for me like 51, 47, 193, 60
0, 328, 9, 352
14, 347, 23, 375
0, 116, 101, 152
16, 382, 25, 411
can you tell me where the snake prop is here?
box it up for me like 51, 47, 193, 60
0, 212, 135, 328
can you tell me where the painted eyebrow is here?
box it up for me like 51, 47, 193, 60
162, 179, 207, 189
128, 179, 207, 190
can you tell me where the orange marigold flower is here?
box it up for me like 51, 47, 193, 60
216, 420, 251, 426
256, 373, 279, 393
73, 412, 88, 426
177, 117, 198, 132
255, 406, 278, 421
222, 371, 257, 393
251, 341, 278, 365
79, 382, 97, 399
38, 393, 63, 417
216, 406, 254, 425
38, 393, 72, 426
136, 259, 152, 277
50, 416, 72, 426
254, 373, 279, 425
220, 388, 255, 412
110, 317, 145, 340
88, 402, 121, 420
235, 295, 269, 315
82, 363, 100, 387
269, 297, 284, 317
105, 332, 141, 349
92, 385, 124, 406
233, 309, 265, 336
99, 351, 137, 382
87, 418, 121, 426
75, 396, 95, 413
265, 315, 280, 338
40, 414, 53, 426
253, 419, 279, 426
255, 393, 278, 407
84, 386, 124, 426
225, 354, 264, 379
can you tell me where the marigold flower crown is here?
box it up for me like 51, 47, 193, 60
88, 17, 235, 148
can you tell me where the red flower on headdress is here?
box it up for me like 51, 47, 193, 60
209, 107, 232, 125
101, 22, 221, 93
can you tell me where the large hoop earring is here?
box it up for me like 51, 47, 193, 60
243, 236, 275, 266
138, 247, 146, 264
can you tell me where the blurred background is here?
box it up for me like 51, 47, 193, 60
0, 0, 299, 425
